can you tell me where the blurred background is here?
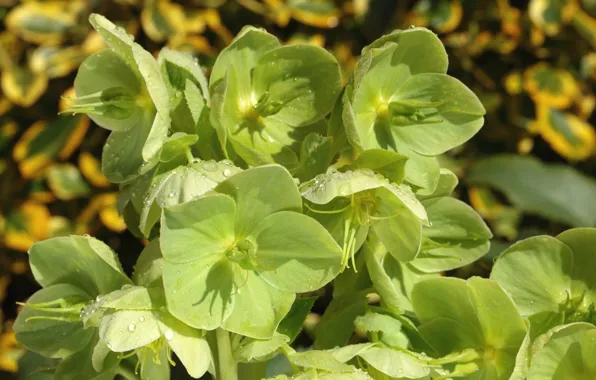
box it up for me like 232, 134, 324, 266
0, 0, 594, 378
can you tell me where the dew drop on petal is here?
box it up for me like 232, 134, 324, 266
128, 323, 136, 332
164, 329, 174, 341
223, 169, 233, 177
139, 316, 145, 322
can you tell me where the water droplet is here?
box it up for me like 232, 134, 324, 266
338, 183, 352, 196
202, 161, 217, 171
223, 169, 233, 177
139, 316, 145, 322
128, 323, 136, 332
164, 329, 174, 341
409, 25, 416, 29
168, 192, 176, 198
96, 295, 104, 302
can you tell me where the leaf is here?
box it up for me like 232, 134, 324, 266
528, 323, 596, 379
132, 239, 164, 288
490, 236, 573, 316
160, 193, 236, 264
222, 269, 295, 339
46, 164, 91, 201
54, 336, 118, 380
358, 347, 430, 379
466, 155, 596, 227
315, 292, 367, 349
353, 149, 408, 183
14, 284, 93, 359
277, 297, 318, 343
354, 312, 408, 348
140, 160, 241, 236
294, 132, 333, 182
29, 236, 131, 297
251, 211, 342, 293
234, 333, 290, 363
252, 44, 341, 126
159, 133, 198, 162
288, 351, 354, 373
215, 165, 302, 238
99, 310, 161, 352
411, 197, 492, 272
417, 168, 458, 199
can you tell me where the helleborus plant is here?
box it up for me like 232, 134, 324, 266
17, 12, 593, 380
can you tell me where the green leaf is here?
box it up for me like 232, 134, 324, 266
158, 133, 198, 162
528, 323, 596, 379
294, 132, 333, 182
54, 336, 118, 380
215, 165, 302, 238
29, 236, 131, 297
252, 45, 341, 126
222, 268, 295, 339
411, 197, 492, 272
354, 312, 408, 348
234, 333, 290, 363
277, 297, 318, 343
358, 347, 430, 379
132, 239, 164, 288
490, 236, 573, 316
14, 284, 93, 358
140, 160, 241, 236
418, 168, 459, 199
160, 193, 236, 264
99, 310, 161, 352
288, 351, 354, 373
18, 351, 59, 380
353, 149, 408, 183
46, 164, 91, 201
251, 211, 342, 293
315, 292, 367, 349
466, 155, 596, 227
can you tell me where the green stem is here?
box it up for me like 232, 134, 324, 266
216, 328, 238, 380
185, 147, 195, 164
116, 362, 140, 380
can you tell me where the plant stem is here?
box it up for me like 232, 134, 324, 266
117, 363, 140, 380
185, 147, 195, 163
216, 328, 238, 380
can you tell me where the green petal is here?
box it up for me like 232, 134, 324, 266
156, 311, 212, 379
132, 239, 164, 288
556, 228, 596, 303
528, 323, 596, 379
252, 211, 342, 293
160, 193, 236, 264
353, 149, 408, 183
411, 197, 492, 273
223, 267, 295, 339
73, 49, 143, 132
490, 236, 573, 316
215, 165, 302, 238
14, 284, 93, 359
140, 160, 241, 236
300, 169, 388, 205
252, 45, 341, 126
358, 347, 430, 378
29, 236, 131, 297
162, 256, 234, 330
389, 73, 485, 156
89, 14, 137, 70
99, 310, 161, 352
